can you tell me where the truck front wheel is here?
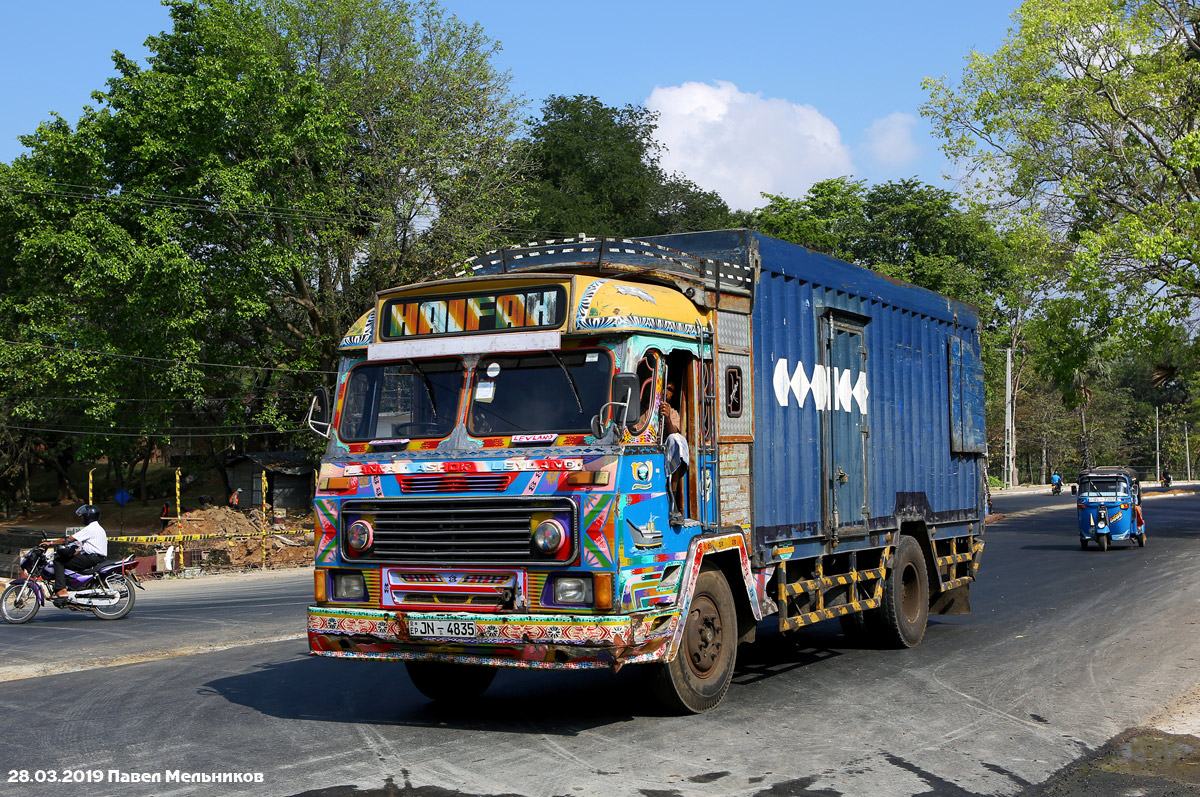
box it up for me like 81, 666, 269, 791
405, 661, 497, 703
879, 535, 929, 648
651, 566, 738, 713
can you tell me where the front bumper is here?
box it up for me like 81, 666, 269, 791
308, 605, 680, 669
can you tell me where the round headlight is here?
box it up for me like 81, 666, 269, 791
347, 520, 374, 553
533, 519, 567, 555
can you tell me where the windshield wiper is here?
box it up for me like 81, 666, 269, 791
406, 359, 439, 418
548, 351, 583, 414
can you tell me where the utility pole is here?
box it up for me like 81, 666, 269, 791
1155, 406, 1161, 482
1186, 422, 1192, 482
1003, 348, 1016, 488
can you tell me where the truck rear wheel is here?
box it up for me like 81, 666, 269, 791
651, 566, 737, 713
405, 661, 497, 703
879, 535, 929, 648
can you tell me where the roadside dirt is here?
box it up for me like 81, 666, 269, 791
162, 506, 314, 568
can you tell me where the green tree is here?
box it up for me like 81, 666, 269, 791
522, 94, 737, 238
0, 0, 527, 503
923, 0, 1200, 319
752, 177, 1011, 314
754, 178, 866, 259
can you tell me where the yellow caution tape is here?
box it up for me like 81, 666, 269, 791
110, 532, 300, 543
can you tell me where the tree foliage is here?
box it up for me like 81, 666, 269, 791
753, 177, 1012, 314
0, 0, 527, 501
521, 94, 740, 238
923, 0, 1200, 319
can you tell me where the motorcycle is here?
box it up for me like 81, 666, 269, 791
1161, 473, 1173, 489
1051, 481, 1063, 495
0, 534, 143, 623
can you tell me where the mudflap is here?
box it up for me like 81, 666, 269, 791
929, 584, 971, 615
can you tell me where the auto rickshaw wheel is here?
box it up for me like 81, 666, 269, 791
1098, 533, 1110, 552
1079, 538, 1088, 550
1137, 532, 1146, 547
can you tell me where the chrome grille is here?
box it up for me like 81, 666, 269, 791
342, 498, 575, 566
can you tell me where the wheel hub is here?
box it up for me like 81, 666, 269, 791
685, 596, 723, 675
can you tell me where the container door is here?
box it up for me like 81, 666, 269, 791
821, 316, 869, 538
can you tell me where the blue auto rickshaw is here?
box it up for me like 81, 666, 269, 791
1076, 466, 1145, 551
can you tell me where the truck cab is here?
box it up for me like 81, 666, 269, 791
307, 242, 758, 711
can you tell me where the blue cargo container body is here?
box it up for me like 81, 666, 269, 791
644, 229, 987, 569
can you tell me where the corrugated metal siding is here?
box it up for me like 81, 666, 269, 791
749, 233, 983, 554
716, 310, 753, 438
752, 274, 823, 543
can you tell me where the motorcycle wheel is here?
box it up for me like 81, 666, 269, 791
91, 575, 135, 620
1098, 534, 1110, 552
1, 582, 40, 624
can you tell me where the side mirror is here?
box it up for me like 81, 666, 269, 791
306, 386, 332, 439
611, 372, 639, 428
589, 372, 640, 443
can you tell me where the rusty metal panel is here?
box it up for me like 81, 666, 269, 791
719, 443, 751, 527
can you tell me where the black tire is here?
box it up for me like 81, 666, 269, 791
1137, 532, 1146, 548
651, 566, 738, 713
1098, 533, 1110, 552
91, 575, 135, 620
1, 582, 40, 624
1079, 538, 1088, 551
879, 536, 929, 648
405, 661, 497, 703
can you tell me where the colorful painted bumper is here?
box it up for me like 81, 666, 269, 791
307, 605, 680, 669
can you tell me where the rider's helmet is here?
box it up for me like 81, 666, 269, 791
75, 504, 100, 525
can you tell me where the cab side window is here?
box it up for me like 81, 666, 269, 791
632, 350, 660, 435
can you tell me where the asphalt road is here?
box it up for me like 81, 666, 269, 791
0, 569, 310, 681
1, 494, 1199, 796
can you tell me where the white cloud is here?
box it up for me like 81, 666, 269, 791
861, 112, 920, 169
646, 81, 854, 211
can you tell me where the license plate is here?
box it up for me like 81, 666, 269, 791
408, 619, 477, 638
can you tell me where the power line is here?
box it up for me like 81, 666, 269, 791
4, 394, 310, 403
0, 177, 386, 228
0, 423, 308, 439
2, 340, 336, 375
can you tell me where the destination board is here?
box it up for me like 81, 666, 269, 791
381, 286, 566, 338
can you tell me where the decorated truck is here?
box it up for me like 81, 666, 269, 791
305, 229, 987, 712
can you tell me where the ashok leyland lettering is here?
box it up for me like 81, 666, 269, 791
305, 230, 987, 713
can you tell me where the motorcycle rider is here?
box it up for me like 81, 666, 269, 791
40, 505, 108, 607
1050, 470, 1062, 493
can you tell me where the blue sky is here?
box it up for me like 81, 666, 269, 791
0, 1, 1021, 210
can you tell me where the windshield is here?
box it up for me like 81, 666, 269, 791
338, 359, 463, 442
469, 350, 613, 436
1079, 477, 1129, 497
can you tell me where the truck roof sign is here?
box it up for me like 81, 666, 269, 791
381, 285, 566, 339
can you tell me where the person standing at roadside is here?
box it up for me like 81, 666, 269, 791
229, 487, 242, 509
